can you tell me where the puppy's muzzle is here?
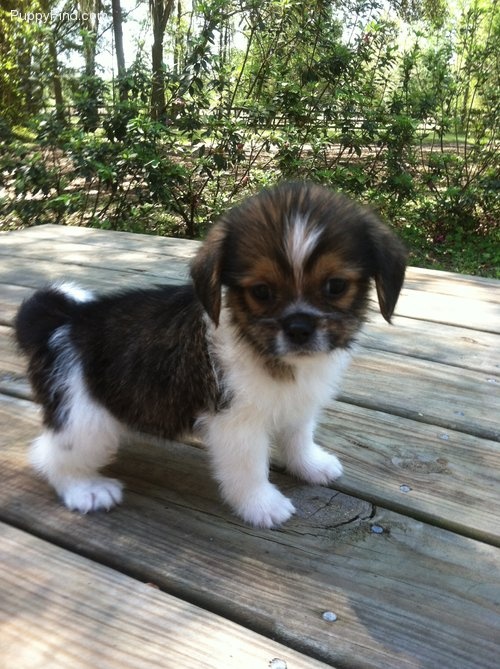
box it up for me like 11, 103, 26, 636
281, 312, 317, 346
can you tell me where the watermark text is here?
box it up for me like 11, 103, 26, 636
10, 10, 106, 24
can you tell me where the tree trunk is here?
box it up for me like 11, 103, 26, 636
173, 0, 183, 75
48, 37, 65, 122
79, 1, 101, 129
150, 0, 175, 121
111, 0, 127, 101
39, 0, 65, 122
79, 0, 100, 77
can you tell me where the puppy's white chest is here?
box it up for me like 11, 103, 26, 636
252, 351, 350, 424
212, 318, 351, 426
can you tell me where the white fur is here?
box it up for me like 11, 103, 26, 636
198, 307, 350, 527
285, 214, 323, 284
31, 280, 349, 527
31, 326, 123, 513
55, 282, 95, 303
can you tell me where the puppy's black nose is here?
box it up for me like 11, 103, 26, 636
282, 313, 316, 345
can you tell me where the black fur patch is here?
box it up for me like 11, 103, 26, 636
15, 285, 220, 436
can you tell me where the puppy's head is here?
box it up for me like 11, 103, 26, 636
191, 182, 406, 359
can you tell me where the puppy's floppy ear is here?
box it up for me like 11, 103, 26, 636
190, 223, 227, 326
367, 214, 407, 323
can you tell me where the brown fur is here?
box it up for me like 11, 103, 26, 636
191, 181, 407, 360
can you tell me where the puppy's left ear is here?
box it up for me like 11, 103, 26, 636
190, 223, 226, 326
368, 215, 407, 323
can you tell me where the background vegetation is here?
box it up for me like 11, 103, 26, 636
1, 0, 499, 276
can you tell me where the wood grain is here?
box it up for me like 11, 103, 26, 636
1, 394, 499, 669
2, 223, 499, 669
358, 315, 499, 374
1, 224, 499, 330
341, 349, 499, 441
318, 402, 500, 545
1, 523, 333, 669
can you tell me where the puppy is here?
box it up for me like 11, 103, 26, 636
15, 181, 406, 528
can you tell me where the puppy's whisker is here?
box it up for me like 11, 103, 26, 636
322, 311, 351, 322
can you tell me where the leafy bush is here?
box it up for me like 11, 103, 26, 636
0, 0, 498, 276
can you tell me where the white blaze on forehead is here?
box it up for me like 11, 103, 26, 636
285, 213, 323, 281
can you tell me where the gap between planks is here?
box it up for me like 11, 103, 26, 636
1, 403, 499, 669
0, 523, 332, 669
2, 389, 498, 548
1, 224, 499, 333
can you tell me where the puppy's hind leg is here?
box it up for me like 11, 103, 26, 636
31, 420, 123, 513
31, 373, 124, 513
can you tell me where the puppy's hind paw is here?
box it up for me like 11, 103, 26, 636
60, 477, 124, 513
231, 483, 296, 529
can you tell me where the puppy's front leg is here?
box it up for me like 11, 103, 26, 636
203, 413, 295, 528
278, 418, 343, 485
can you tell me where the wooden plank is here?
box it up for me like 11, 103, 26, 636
0, 238, 192, 277
1, 394, 499, 669
3, 224, 500, 295
359, 315, 500, 375
0, 325, 21, 364
1, 225, 499, 331
0, 284, 32, 325
2, 372, 498, 545
2, 320, 497, 441
2, 355, 498, 547
405, 264, 500, 293
0, 242, 189, 275
0, 222, 201, 257
0, 253, 188, 293
341, 349, 499, 441
0, 326, 26, 401
0, 523, 331, 669
2, 295, 499, 376
317, 402, 500, 546
393, 285, 499, 333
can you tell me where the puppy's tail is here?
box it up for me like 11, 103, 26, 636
15, 283, 93, 355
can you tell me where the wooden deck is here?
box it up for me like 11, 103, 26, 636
0, 223, 499, 669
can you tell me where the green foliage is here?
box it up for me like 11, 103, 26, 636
0, 2, 45, 122
71, 75, 108, 132
0, 0, 498, 276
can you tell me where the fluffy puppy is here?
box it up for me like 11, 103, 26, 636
15, 181, 406, 528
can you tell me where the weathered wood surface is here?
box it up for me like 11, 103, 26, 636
1, 523, 332, 669
1, 334, 499, 545
1, 224, 499, 330
1, 224, 499, 669
1, 395, 499, 669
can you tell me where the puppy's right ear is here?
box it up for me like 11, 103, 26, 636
190, 223, 226, 326
366, 214, 407, 323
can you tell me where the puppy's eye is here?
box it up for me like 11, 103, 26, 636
324, 278, 348, 298
250, 284, 273, 302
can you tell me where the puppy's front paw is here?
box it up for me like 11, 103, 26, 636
60, 477, 124, 513
228, 483, 295, 528
288, 445, 343, 485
